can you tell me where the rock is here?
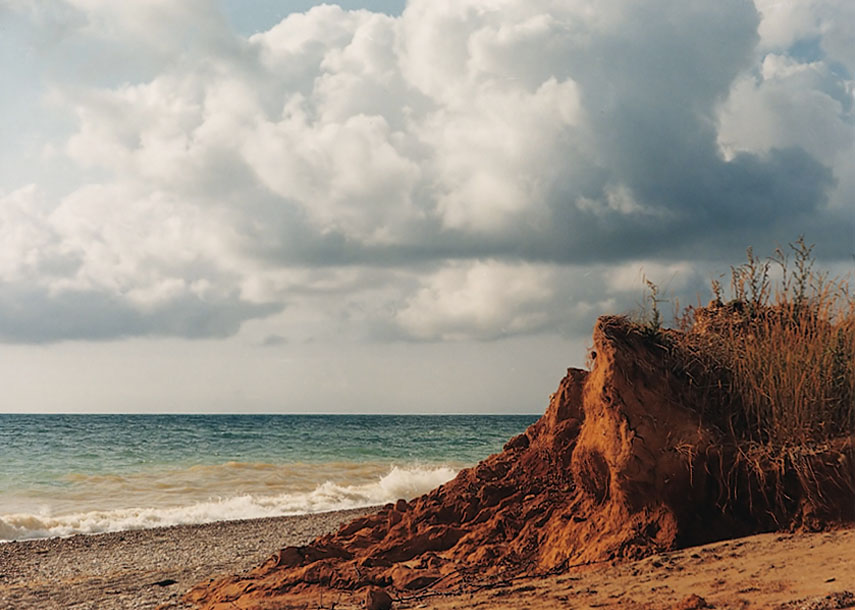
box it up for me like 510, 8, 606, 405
674, 594, 709, 609
388, 565, 440, 590
364, 587, 393, 610
152, 579, 177, 587
503, 432, 529, 451
268, 546, 303, 569
786, 591, 855, 610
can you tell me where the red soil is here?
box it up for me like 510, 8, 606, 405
186, 316, 854, 609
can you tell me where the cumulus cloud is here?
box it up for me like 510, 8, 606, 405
391, 259, 701, 341
395, 261, 557, 340
0, 0, 851, 343
717, 1, 854, 214
0, 184, 281, 342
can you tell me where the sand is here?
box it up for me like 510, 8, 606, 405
1, 513, 852, 609
406, 526, 855, 610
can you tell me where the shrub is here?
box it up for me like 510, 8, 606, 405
670, 237, 854, 450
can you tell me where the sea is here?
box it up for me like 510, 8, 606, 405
0, 414, 536, 542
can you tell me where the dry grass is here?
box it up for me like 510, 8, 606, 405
655, 238, 855, 451
629, 239, 855, 524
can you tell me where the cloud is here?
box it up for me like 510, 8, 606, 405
260, 334, 288, 347
0, 185, 281, 343
0, 283, 279, 342
1, 0, 851, 343
394, 261, 557, 340
391, 259, 688, 341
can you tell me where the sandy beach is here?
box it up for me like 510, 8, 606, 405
2, 510, 853, 609
413, 526, 855, 610
0, 507, 377, 610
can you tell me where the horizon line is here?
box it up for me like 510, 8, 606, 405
0, 411, 542, 416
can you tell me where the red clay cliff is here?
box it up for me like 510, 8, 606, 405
186, 316, 854, 609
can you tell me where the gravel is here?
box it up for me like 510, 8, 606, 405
0, 507, 378, 609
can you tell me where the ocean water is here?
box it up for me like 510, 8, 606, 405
0, 414, 536, 541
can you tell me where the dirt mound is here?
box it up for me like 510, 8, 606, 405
186, 316, 854, 609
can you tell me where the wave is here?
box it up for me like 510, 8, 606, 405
0, 465, 458, 542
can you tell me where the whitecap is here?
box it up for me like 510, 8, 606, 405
0, 464, 458, 542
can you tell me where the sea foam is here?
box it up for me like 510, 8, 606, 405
0, 465, 457, 542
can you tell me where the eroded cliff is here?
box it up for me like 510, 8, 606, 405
186, 316, 854, 609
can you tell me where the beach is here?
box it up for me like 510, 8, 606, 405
419, 526, 855, 609
0, 414, 529, 608
0, 507, 376, 610
2, 511, 853, 609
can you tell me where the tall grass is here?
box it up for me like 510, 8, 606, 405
671, 238, 855, 450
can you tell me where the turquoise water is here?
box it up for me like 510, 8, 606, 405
0, 414, 535, 541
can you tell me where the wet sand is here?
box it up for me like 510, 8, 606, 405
0, 507, 377, 610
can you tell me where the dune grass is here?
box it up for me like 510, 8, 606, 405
651, 238, 855, 451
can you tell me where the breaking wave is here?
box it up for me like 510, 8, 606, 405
0, 464, 458, 542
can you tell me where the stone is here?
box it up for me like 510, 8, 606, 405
364, 587, 393, 610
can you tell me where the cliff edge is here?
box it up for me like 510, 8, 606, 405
186, 315, 854, 609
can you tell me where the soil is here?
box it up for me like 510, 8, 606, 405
186, 316, 855, 609
2, 511, 853, 609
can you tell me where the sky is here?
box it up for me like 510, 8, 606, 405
0, 0, 852, 413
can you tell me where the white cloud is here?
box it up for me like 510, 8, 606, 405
425, 77, 581, 232
0, 186, 66, 283
606, 261, 700, 295
244, 113, 423, 242
0, 182, 278, 342
0, 0, 850, 344
64, 0, 234, 59
395, 261, 556, 340
754, 0, 854, 64
718, 56, 851, 163
717, 0, 854, 212
48, 184, 238, 300
393, 260, 631, 341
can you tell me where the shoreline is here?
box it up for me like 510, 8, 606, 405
0, 506, 378, 610
1, 508, 853, 609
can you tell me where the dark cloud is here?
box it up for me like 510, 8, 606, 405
0, 286, 281, 343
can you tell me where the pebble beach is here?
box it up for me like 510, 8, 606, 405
0, 507, 377, 610
3, 508, 854, 609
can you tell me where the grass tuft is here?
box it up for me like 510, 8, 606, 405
669, 237, 854, 450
